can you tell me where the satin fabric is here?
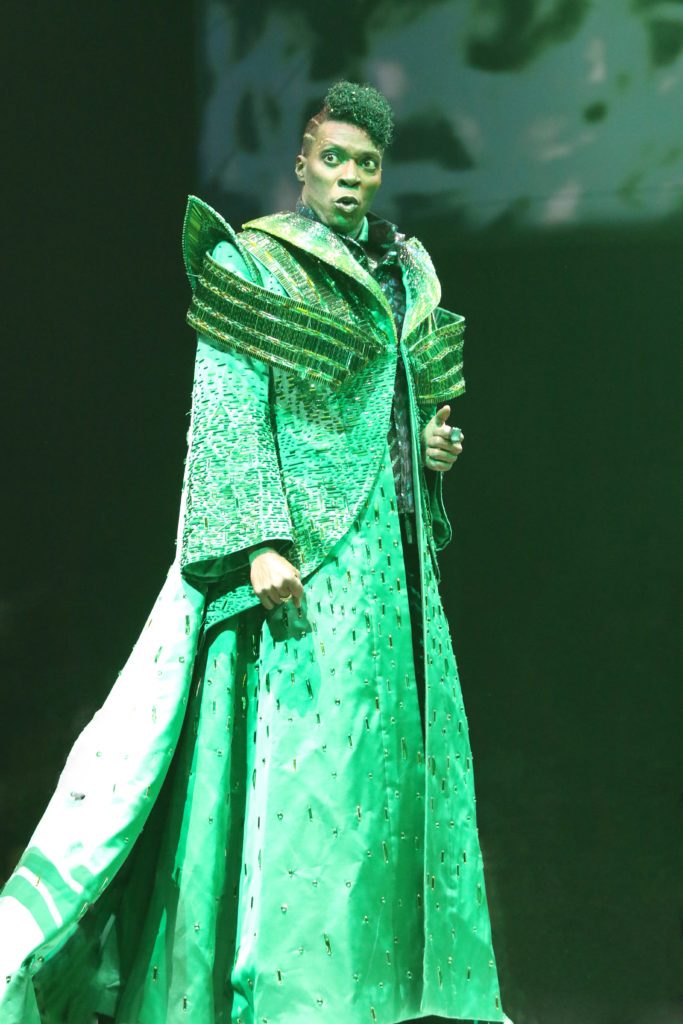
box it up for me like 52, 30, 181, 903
105, 452, 505, 1024
0, 206, 509, 1024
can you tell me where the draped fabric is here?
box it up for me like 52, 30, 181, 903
0, 199, 509, 1024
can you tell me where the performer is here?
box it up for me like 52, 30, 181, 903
0, 83, 511, 1024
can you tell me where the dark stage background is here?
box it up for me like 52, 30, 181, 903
2, 3, 681, 1023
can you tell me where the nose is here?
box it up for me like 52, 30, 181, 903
338, 160, 360, 186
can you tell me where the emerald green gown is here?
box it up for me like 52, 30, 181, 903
0, 200, 509, 1024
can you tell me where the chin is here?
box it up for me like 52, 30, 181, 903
331, 212, 363, 234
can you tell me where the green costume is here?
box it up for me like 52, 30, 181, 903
0, 198, 508, 1024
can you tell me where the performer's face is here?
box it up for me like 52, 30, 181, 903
295, 120, 382, 235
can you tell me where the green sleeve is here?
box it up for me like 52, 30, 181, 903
179, 241, 293, 585
211, 240, 286, 296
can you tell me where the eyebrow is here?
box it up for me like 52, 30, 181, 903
319, 141, 381, 161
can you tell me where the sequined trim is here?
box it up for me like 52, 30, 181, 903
398, 239, 442, 342
240, 230, 393, 354
239, 229, 323, 307
243, 213, 458, 403
407, 316, 465, 404
183, 195, 264, 288
187, 253, 381, 386
240, 221, 462, 406
245, 213, 399, 342
181, 204, 459, 622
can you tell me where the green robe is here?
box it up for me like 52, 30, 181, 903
0, 200, 509, 1024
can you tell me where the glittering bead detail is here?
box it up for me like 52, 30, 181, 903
407, 311, 466, 404
239, 229, 324, 307
188, 253, 381, 387
243, 213, 461, 407
181, 205, 464, 621
183, 194, 264, 287
240, 227, 393, 349
180, 339, 294, 592
245, 212, 400, 342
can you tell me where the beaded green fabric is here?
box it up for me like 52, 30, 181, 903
243, 211, 401, 340
180, 339, 295, 593
407, 308, 465, 405
187, 251, 383, 386
185, 199, 466, 405
182, 194, 264, 287
239, 212, 465, 410
0, 198, 508, 1024
179, 200, 463, 622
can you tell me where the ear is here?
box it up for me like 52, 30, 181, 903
295, 154, 306, 182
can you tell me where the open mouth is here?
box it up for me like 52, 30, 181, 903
334, 196, 359, 211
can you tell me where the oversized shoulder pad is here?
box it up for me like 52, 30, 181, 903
182, 195, 264, 289
407, 306, 466, 405
187, 251, 379, 387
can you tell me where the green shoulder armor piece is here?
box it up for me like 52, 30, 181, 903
406, 306, 466, 404
182, 195, 264, 289
187, 251, 381, 387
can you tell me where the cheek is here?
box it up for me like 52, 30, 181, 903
364, 179, 381, 202
310, 168, 334, 192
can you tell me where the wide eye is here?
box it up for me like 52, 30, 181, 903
322, 151, 339, 164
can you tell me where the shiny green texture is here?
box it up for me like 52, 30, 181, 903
183, 194, 264, 287
103, 454, 505, 1024
0, 199, 508, 1024
0, 565, 207, 1023
181, 200, 462, 625
185, 198, 465, 404
241, 212, 465, 402
407, 308, 465, 405
188, 253, 382, 385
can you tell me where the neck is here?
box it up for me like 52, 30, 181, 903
344, 218, 366, 240
296, 197, 367, 240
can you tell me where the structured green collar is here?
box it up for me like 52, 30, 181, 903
183, 197, 443, 344
244, 212, 395, 332
243, 211, 441, 341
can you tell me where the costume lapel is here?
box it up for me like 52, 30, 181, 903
244, 212, 444, 349
397, 237, 442, 342
244, 213, 397, 336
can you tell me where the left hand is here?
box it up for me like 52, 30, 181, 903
250, 550, 304, 611
421, 405, 464, 473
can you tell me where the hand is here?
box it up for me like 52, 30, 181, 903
421, 405, 464, 473
250, 550, 304, 610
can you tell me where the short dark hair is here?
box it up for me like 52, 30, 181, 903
302, 81, 395, 154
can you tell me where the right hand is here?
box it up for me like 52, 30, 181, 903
250, 551, 304, 610
421, 405, 463, 472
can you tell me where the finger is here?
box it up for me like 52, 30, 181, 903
431, 435, 462, 452
259, 593, 275, 610
426, 453, 456, 470
438, 436, 464, 452
435, 404, 451, 425
288, 576, 304, 609
427, 446, 458, 463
